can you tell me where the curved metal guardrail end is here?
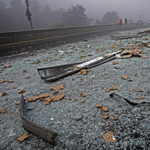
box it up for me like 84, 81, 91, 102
20, 94, 58, 145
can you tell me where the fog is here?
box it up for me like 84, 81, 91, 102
1, 0, 150, 32
39, 0, 150, 21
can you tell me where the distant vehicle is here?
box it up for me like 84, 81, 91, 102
136, 20, 144, 25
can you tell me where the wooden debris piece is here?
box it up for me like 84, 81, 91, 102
15, 102, 20, 105
108, 45, 116, 48
102, 107, 109, 112
78, 69, 87, 75
103, 132, 117, 142
143, 38, 149, 40
135, 89, 143, 92
26, 93, 50, 102
113, 61, 119, 65
136, 97, 144, 100
2, 92, 7, 96
103, 115, 109, 119
0, 80, 5, 83
52, 95, 65, 101
105, 86, 118, 92
50, 84, 64, 91
80, 93, 86, 97
18, 90, 26, 94
121, 75, 130, 80
95, 104, 102, 108
7, 65, 12, 68
82, 100, 85, 103
142, 56, 148, 59
122, 54, 132, 58
104, 77, 109, 79
0, 108, 7, 114
17, 134, 29, 142
59, 91, 65, 95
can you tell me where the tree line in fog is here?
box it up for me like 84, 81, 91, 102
0, 0, 121, 32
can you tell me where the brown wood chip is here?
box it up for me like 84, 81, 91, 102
2, 92, 7, 96
136, 97, 144, 100
26, 93, 50, 102
95, 104, 102, 108
113, 61, 119, 65
142, 56, 148, 59
122, 54, 133, 58
15, 102, 20, 105
0, 108, 7, 114
103, 115, 109, 119
102, 107, 109, 112
135, 89, 143, 92
52, 95, 65, 101
59, 91, 66, 95
103, 132, 117, 142
18, 90, 26, 94
78, 69, 87, 75
80, 93, 86, 97
50, 84, 64, 91
121, 75, 130, 80
17, 134, 29, 142
105, 86, 118, 92
0, 80, 5, 83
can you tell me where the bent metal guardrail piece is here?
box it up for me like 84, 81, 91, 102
110, 93, 150, 106
37, 51, 122, 81
20, 94, 58, 144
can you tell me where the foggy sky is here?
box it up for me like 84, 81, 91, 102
39, 0, 150, 22
2, 0, 150, 22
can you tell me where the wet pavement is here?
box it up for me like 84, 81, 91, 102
0, 27, 150, 150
